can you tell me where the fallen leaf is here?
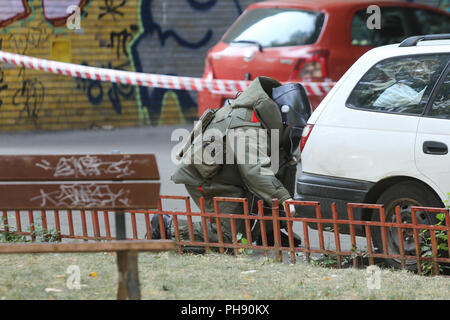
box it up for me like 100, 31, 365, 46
45, 288, 62, 293
89, 272, 98, 278
323, 277, 330, 281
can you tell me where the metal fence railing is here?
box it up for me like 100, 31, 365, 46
1, 195, 449, 276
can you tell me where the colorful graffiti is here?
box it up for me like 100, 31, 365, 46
0, 0, 258, 132
129, 0, 248, 124
0, 0, 90, 29
0, 0, 32, 28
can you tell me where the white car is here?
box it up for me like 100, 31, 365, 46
295, 34, 450, 269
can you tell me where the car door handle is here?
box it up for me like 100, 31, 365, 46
423, 141, 448, 155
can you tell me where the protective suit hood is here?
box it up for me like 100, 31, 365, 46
231, 77, 284, 132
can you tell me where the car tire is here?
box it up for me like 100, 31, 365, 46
371, 181, 443, 271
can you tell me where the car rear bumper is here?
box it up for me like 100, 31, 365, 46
295, 172, 374, 236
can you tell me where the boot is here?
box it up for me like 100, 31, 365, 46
149, 214, 173, 239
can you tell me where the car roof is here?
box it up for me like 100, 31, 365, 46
249, 0, 450, 12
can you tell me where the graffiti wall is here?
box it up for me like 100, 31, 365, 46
0, 0, 256, 132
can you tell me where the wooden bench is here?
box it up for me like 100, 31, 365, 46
0, 154, 173, 300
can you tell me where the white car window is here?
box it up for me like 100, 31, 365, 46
346, 54, 450, 115
429, 71, 450, 119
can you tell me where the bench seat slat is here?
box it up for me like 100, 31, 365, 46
0, 182, 160, 209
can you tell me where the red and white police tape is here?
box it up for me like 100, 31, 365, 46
0, 50, 335, 96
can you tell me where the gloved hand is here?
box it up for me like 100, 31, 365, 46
283, 198, 297, 217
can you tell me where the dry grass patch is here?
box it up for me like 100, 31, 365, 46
0, 251, 449, 300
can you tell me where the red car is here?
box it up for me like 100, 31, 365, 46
198, 0, 450, 116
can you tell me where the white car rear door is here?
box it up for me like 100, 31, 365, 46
304, 53, 448, 186
415, 66, 450, 202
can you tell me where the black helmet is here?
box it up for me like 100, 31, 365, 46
272, 83, 312, 156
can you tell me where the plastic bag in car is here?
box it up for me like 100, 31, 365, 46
374, 83, 426, 109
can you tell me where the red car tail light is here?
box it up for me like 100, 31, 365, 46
291, 49, 329, 80
300, 124, 314, 152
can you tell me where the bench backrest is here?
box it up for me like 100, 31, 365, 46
0, 154, 160, 210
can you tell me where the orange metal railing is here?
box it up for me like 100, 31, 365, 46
1, 195, 449, 275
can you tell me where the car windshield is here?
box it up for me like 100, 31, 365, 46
222, 8, 325, 48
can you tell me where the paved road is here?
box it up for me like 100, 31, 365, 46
0, 126, 367, 253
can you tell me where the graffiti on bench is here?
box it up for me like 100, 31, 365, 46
30, 183, 131, 208
35, 155, 137, 179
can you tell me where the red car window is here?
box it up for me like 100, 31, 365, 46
351, 7, 450, 47
222, 8, 325, 48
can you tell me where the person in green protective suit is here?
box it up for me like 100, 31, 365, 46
152, 76, 312, 249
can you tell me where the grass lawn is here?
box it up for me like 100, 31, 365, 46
0, 250, 449, 300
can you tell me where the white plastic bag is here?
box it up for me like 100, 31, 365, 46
374, 83, 425, 109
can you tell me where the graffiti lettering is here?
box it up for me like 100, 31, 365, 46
8, 21, 51, 54
12, 68, 45, 127
35, 155, 136, 179
186, 0, 218, 11
137, 0, 212, 49
0, 68, 7, 110
99, 0, 127, 20
30, 184, 131, 208
76, 62, 134, 114
108, 25, 138, 59
0, 40, 7, 110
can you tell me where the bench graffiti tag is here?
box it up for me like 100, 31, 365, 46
35, 155, 136, 179
30, 184, 131, 208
